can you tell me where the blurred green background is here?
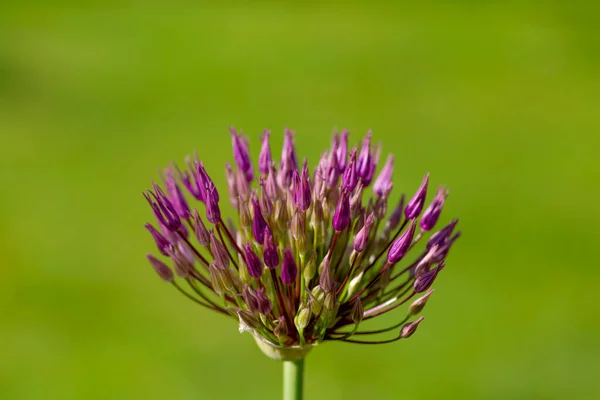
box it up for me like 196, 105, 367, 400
1, 2, 599, 399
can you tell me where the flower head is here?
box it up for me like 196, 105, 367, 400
143, 128, 460, 358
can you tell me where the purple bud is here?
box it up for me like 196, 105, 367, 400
254, 287, 272, 315
319, 258, 336, 292
196, 162, 218, 202
230, 127, 253, 182
147, 254, 174, 282
400, 316, 424, 338
431, 232, 461, 263
387, 220, 417, 263
329, 148, 343, 188
265, 166, 280, 199
145, 223, 172, 256
336, 129, 349, 172
205, 183, 221, 224
252, 199, 268, 245
278, 128, 297, 188
209, 231, 230, 270
405, 173, 429, 220
243, 243, 263, 278
356, 131, 372, 178
427, 219, 458, 250
192, 210, 210, 246
386, 194, 405, 232
420, 186, 449, 231
259, 179, 273, 217
180, 156, 205, 202
332, 191, 351, 231
242, 284, 259, 313
144, 185, 181, 232
342, 149, 358, 192
263, 227, 279, 269
414, 262, 444, 293
164, 171, 190, 219
353, 212, 374, 253
373, 155, 394, 197
225, 163, 238, 209
281, 248, 297, 285
171, 247, 193, 277
299, 160, 312, 211
259, 130, 272, 175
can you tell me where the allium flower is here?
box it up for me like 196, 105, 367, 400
143, 128, 460, 363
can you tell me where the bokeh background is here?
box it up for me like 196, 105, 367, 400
1, 2, 599, 399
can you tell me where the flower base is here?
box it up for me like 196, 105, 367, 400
253, 335, 316, 361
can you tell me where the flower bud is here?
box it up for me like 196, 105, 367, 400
258, 130, 272, 175
254, 287, 273, 315
404, 173, 429, 220
319, 258, 336, 292
373, 155, 394, 197
243, 243, 263, 278
205, 183, 221, 224
263, 227, 280, 269
281, 248, 298, 285
303, 251, 317, 282
351, 297, 364, 324
145, 223, 172, 256
242, 284, 259, 313
146, 254, 174, 282
414, 263, 444, 293
273, 316, 288, 340
252, 199, 268, 245
165, 171, 190, 219
295, 306, 311, 330
353, 212, 374, 253
192, 210, 210, 247
387, 220, 417, 263
400, 316, 424, 338
225, 163, 238, 209
324, 292, 336, 312
420, 186, 448, 231
408, 289, 434, 315
332, 191, 351, 231
209, 231, 230, 270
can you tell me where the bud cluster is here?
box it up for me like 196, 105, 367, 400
144, 128, 460, 351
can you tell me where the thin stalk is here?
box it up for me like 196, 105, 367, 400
283, 358, 305, 400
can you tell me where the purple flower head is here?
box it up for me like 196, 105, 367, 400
143, 127, 460, 352
332, 191, 351, 231
252, 198, 268, 244
342, 148, 358, 192
145, 223, 172, 256
387, 220, 417, 263
281, 248, 297, 285
230, 127, 254, 182
243, 243, 263, 278
258, 129, 272, 175
405, 173, 429, 220
420, 186, 449, 231
147, 254, 174, 282
373, 155, 394, 197
353, 212, 374, 253
263, 227, 279, 269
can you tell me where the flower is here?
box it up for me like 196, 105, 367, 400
144, 128, 460, 358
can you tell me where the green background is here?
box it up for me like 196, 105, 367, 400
1, 2, 599, 399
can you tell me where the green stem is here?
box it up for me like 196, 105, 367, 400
283, 358, 305, 400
